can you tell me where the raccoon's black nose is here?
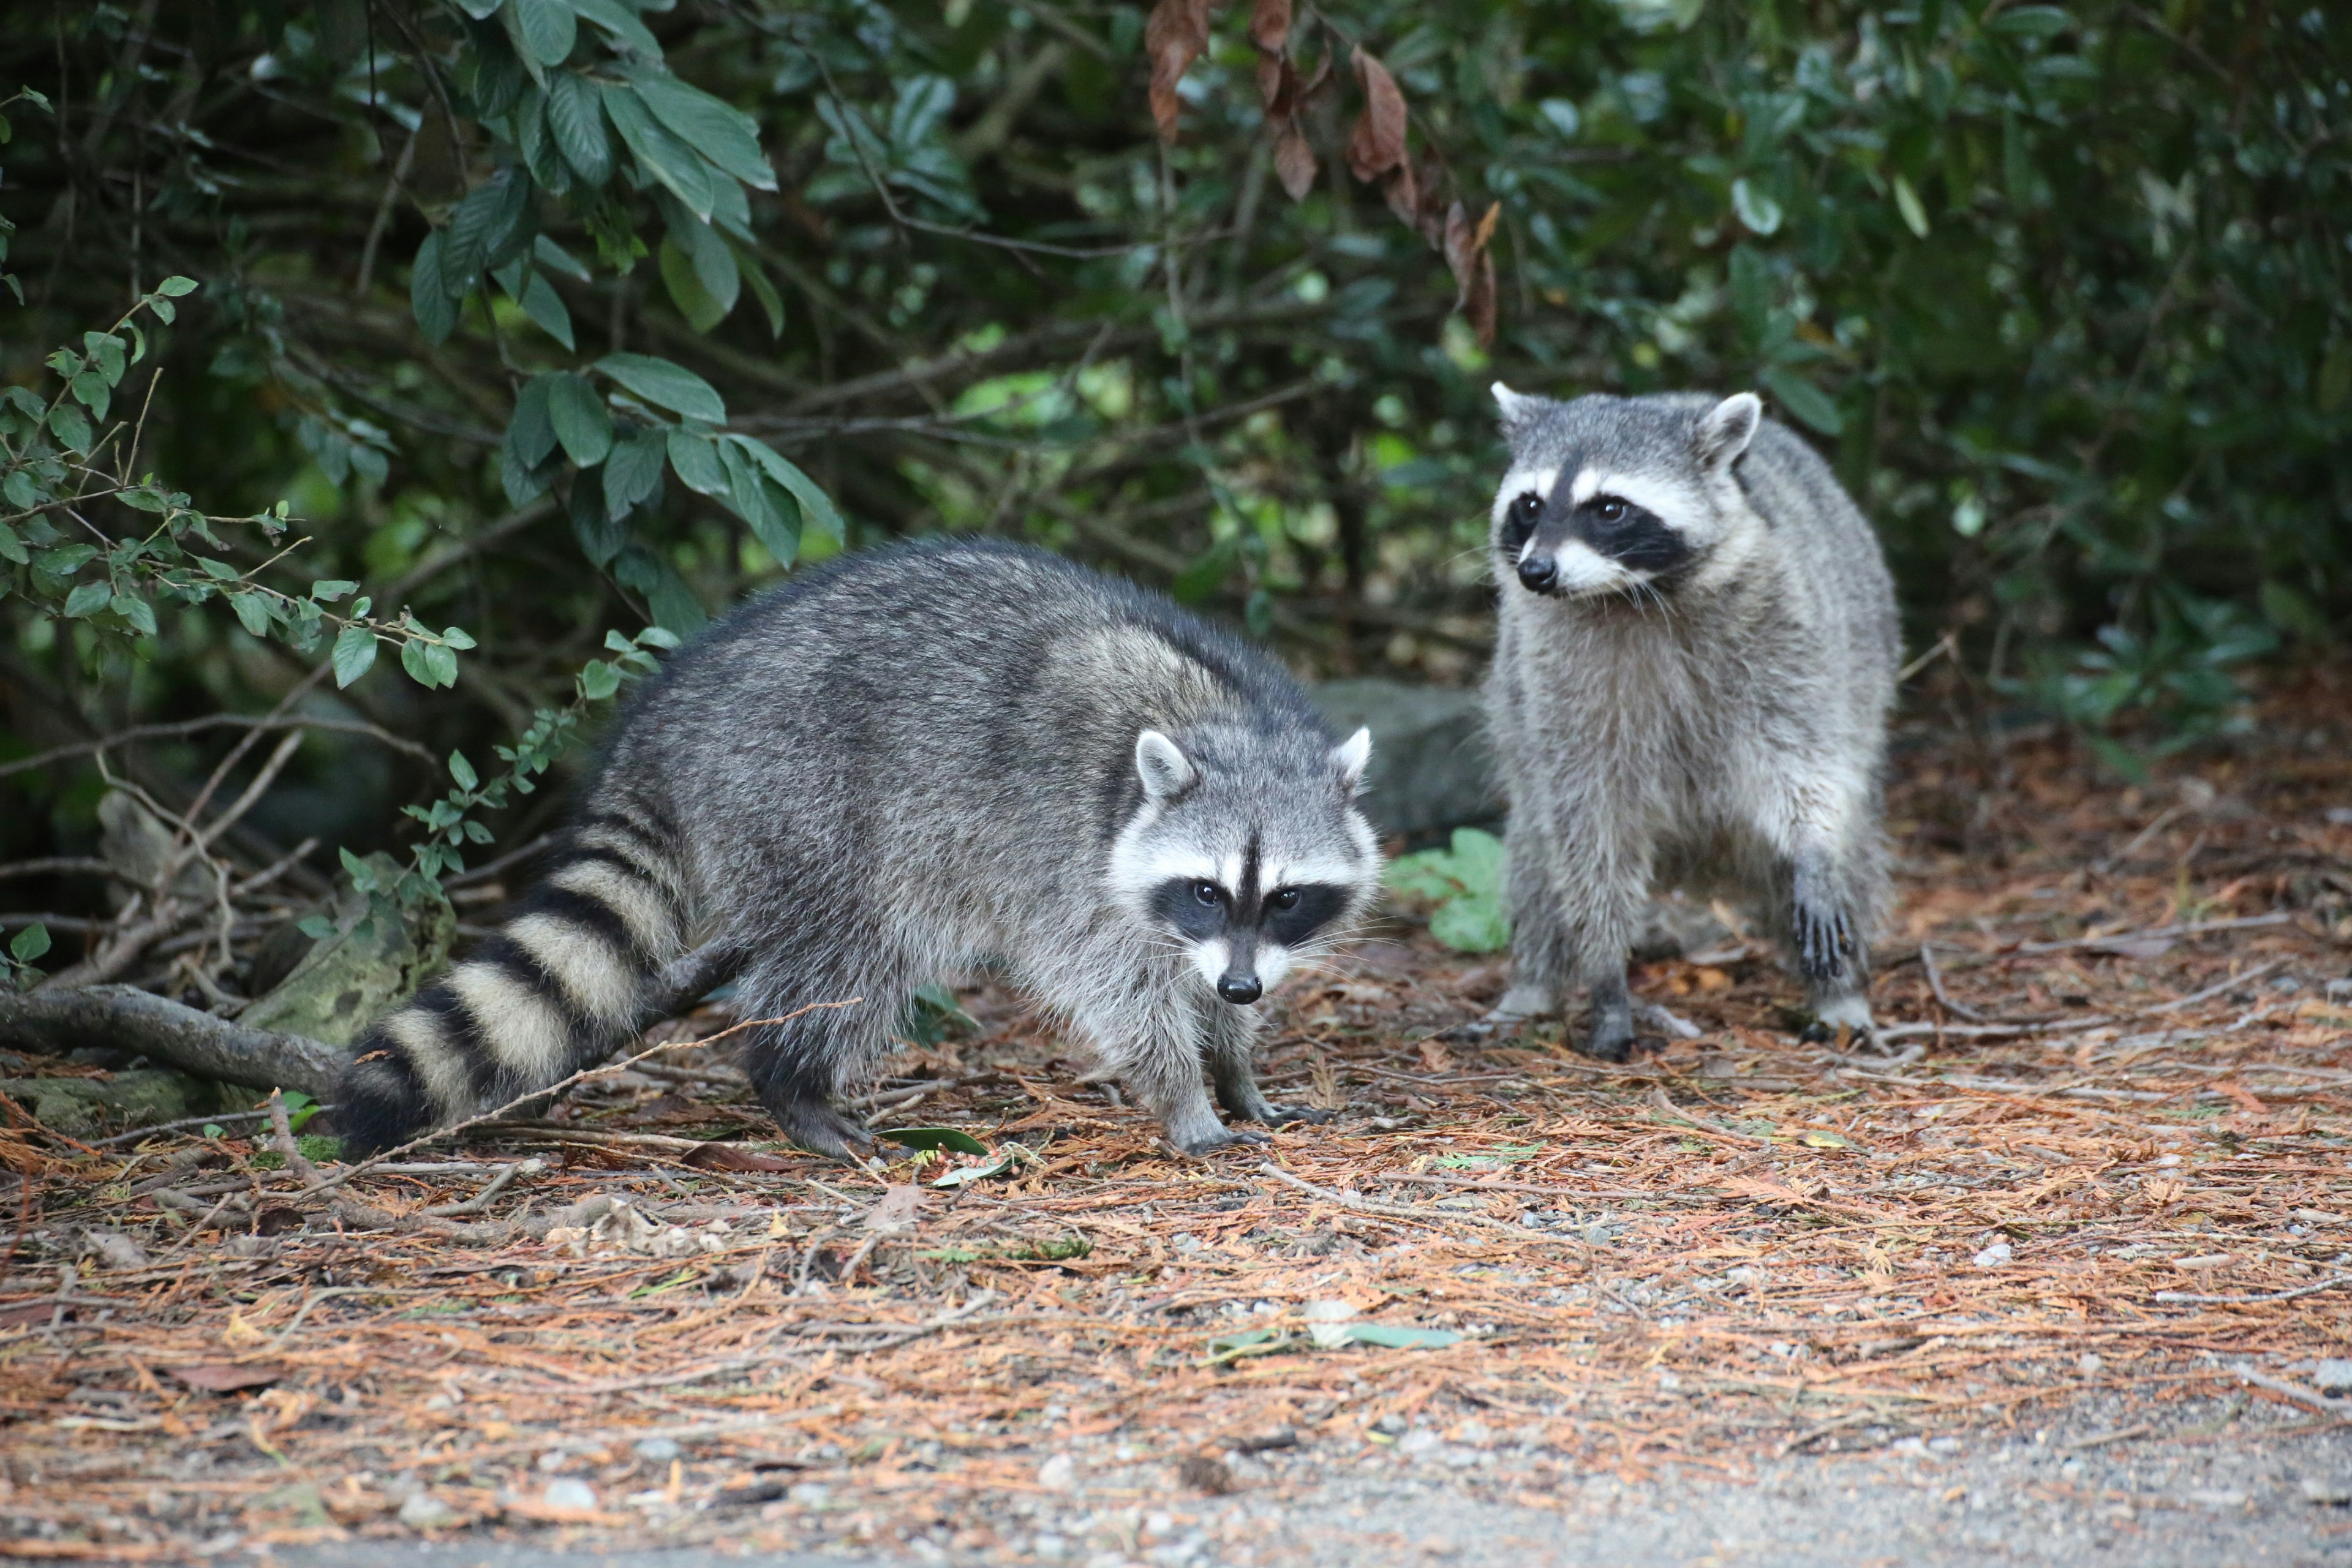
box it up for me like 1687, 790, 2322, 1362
1517, 554, 1558, 594
1217, 974, 1262, 1005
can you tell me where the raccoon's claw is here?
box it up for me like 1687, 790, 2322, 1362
1792, 901, 1852, 982
1258, 1104, 1336, 1128
1176, 1125, 1273, 1156
773, 1102, 879, 1164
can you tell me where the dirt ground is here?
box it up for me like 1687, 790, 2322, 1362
4, 667, 2352, 1566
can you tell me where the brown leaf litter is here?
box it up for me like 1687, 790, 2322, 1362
1, 669, 2348, 1561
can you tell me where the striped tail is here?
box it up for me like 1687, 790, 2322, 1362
332, 812, 690, 1157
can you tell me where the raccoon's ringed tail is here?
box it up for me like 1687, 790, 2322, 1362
331, 826, 688, 1157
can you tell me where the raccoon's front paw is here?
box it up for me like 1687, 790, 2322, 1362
1791, 900, 1853, 983
1577, 1014, 1637, 1063
1488, 983, 1558, 1022
1176, 1125, 1273, 1156
774, 1102, 879, 1164
1258, 1104, 1337, 1128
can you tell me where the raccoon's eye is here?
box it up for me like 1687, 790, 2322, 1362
1266, 888, 1302, 912
1509, 492, 1543, 526
1192, 881, 1221, 907
1594, 496, 1628, 524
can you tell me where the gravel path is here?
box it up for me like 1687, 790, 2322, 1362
290, 1414, 2352, 1567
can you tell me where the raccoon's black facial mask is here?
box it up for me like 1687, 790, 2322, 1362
1148, 878, 1349, 944
1503, 485, 1694, 595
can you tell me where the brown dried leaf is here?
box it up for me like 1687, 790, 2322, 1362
1146, 0, 1217, 144
169, 1360, 287, 1393
1249, 0, 1290, 54
864, 1184, 927, 1234
1382, 158, 1421, 229
1346, 46, 1409, 183
681, 1141, 797, 1173
1273, 120, 1317, 200
1465, 247, 1498, 349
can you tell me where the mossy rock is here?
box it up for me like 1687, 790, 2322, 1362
236, 853, 454, 1047
0, 1070, 234, 1137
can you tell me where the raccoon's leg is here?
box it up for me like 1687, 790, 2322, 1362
1580, 964, 1638, 1063
1044, 968, 1247, 1155
1490, 828, 1568, 1021
1782, 846, 1878, 1045
733, 952, 901, 1162
1202, 1000, 1332, 1128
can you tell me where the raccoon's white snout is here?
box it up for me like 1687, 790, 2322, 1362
1189, 933, 1291, 1005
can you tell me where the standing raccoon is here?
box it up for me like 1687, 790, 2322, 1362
334, 539, 1381, 1159
1482, 387, 1898, 1057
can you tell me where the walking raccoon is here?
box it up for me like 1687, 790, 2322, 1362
1482, 387, 1899, 1057
334, 539, 1381, 1158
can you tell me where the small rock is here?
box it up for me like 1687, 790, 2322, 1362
1397, 1430, 1442, 1458
1032, 1535, 1068, 1562
2305, 1477, 2352, 1506
786, 1482, 831, 1508
1928, 1437, 1964, 1457
1303, 1298, 1357, 1349
1373, 1413, 1409, 1436
1973, 1242, 2013, 1268
2078, 1354, 2103, 1376
541, 1477, 597, 1512
2188, 1488, 2248, 1509
78, 1228, 150, 1272
1037, 1453, 1077, 1491
397, 1492, 456, 1531
2313, 1359, 2352, 1392
633, 1436, 681, 1463
1176, 1453, 1237, 1494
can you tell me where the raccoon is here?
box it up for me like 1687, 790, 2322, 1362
1482, 387, 1898, 1057
333, 538, 1381, 1159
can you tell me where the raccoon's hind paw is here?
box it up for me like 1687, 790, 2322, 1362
1257, 1104, 1336, 1128
1174, 1125, 1273, 1156
773, 1102, 880, 1164
1791, 900, 1854, 983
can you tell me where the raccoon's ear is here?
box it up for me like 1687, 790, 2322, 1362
1134, 730, 1198, 802
1491, 382, 1542, 444
1695, 392, 1763, 470
1331, 726, 1373, 797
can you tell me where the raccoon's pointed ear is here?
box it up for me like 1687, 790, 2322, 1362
1134, 730, 1197, 802
1332, 727, 1373, 797
1491, 382, 1542, 443
1696, 392, 1763, 470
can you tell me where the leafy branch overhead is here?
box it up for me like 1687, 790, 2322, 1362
1145, 0, 1500, 346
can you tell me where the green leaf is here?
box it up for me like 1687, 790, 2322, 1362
410, 232, 458, 345
111, 590, 157, 636
69, 371, 108, 425
718, 437, 797, 567
1428, 894, 1511, 954
577, 658, 621, 699
310, 579, 358, 601
230, 590, 273, 637
1341, 1324, 1462, 1349
545, 70, 612, 188
1761, 366, 1845, 436
507, 374, 559, 470
546, 372, 613, 466
532, 234, 592, 283
570, 0, 662, 53
440, 166, 532, 299
0, 522, 25, 565
570, 472, 628, 566
731, 437, 843, 543
3, 469, 39, 509
62, 580, 112, 617
401, 636, 437, 687
449, 750, 479, 791
48, 402, 92, 453
1892, 174, 1930, 239
624, 67, 776, 192
597, 352, 726, 423
9, 923, 50, 963
601, 82, 716, 222
665, 428, 729, 496
658, 236, 728, 332
156, 275, 198, 297
1729, 176, 1781, 237
508, 0, 576, 66
35, 543, 98, 576
1991, 6, 2072, 36
333, 625, 378, 687
738, 249, 785, 338
518, 269, 575, 349
613, 542, 706, 634
603, 426, 666, 519
879, 1126, 990, 1156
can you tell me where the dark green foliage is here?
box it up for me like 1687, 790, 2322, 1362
1, 2, 2346, 965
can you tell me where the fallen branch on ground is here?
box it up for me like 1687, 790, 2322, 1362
0, 985, 341, 1096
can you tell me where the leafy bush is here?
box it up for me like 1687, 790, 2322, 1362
1, 1, 2344, 993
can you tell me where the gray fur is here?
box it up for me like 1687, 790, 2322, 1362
334, 540, 1379, 1159
1482, 387, 1899, 1055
